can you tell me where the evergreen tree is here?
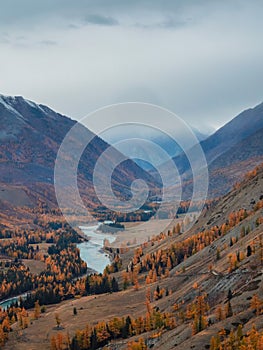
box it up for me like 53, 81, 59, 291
225, 300, 233, 318
227, 289, 233, 300
111, 277, 119, 292
247, 245, 252, 257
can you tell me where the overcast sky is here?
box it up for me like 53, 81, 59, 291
1, 0, 263, 133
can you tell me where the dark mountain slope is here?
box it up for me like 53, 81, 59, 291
201, 101, 263, 164
208, 126, 263, 197
0, 95, 159, 221
167, 101, 263, 198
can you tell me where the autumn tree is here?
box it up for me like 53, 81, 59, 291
55, 313, 61, 329
251, 294, 262, 316
128, 338, 147, 349
191, 294, 209, 334
215, 305, 225, 321
34, 300, 41, 319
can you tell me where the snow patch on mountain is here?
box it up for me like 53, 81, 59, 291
0, 94, 28, 123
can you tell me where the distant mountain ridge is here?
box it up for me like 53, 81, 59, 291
201, 101, 263, 164
169, 101, 263, 198
100, 123, 209, 169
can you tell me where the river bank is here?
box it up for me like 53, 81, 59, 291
0, 226, 115, 310
77, 225, 116, 274
0, 292, 28, 310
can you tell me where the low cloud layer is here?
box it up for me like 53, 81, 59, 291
0, 0, 263, 133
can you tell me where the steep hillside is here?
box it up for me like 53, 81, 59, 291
5, 165, 263, 350
154, 164, 263, 349
201, 101, 263, 164
0, 94, 159, 226
208, 126, 263, 197
169, 101, 263, 198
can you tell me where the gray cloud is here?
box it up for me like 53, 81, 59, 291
0, 33, 57, 48
134, 17, 192, 30
67, 24, 80, 30
0, 32, 10, 44
38, 40, 57, 46
0, 0, 222, 29
0, 0, 263, 132
159, 18, 190, 29
84, 14, 119, 26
